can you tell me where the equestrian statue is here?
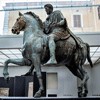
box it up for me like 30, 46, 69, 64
3, 5, 93, 97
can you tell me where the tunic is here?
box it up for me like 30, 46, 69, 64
44, 10, 68, 41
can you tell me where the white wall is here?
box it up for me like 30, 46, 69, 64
91, 63, 100, 96
0, 64, 100, 97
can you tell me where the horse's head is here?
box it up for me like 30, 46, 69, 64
12, 12, 26, 35
12, 11, 43, 35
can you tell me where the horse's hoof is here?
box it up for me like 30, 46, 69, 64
82, 90, 88, 97
34, 89, 44, 98
78, 92, 82, 97
3, 73, 9, 80
78, 92, 86, 97
81, 92, 87, 97
78, 89, 88, 97
34, 92, 41, 98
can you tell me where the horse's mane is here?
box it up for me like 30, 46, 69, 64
24, 11, 43, 29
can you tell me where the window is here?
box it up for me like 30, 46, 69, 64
97, 6, 100, 19
73, 15, 81, 27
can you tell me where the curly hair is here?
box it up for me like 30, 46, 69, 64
44, 4, 53, 10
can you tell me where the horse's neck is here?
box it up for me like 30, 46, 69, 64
23, 25, 43, 43
23, 26, 30, 43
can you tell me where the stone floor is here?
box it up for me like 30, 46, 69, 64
0, 97, 100, 100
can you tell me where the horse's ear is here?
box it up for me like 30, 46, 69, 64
19, 12, 23, 16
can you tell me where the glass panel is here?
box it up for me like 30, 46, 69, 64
0, 50, 12, 54
0, 55, 8, 59
90, 47, 98, 52
0, 49, 22, 66
92, 53, 100, 57
0, 46, 100, 66
9, 49, 21, 53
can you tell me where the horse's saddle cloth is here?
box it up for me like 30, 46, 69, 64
60, 33, 70, 40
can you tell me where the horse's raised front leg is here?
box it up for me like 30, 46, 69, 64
3, 58, 31, 80
32, 54, 44, 98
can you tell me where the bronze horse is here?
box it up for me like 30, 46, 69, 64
3, 12, 93, 97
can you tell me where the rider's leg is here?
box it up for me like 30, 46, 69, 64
45, 34, 57, 64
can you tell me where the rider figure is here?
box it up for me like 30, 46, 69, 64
43, 4, 67, 65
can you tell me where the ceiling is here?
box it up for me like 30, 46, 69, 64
85, 47, 100, 65
0, 34, 100, 66
0, 47, 100, 66
0, 49, 22, 66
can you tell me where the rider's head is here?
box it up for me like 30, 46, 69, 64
44, 4, 53, 15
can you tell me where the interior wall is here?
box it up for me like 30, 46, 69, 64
91, 63, 100, 96
0, 63, 100, 97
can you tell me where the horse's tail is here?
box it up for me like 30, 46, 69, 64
86, 43, 93, 68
